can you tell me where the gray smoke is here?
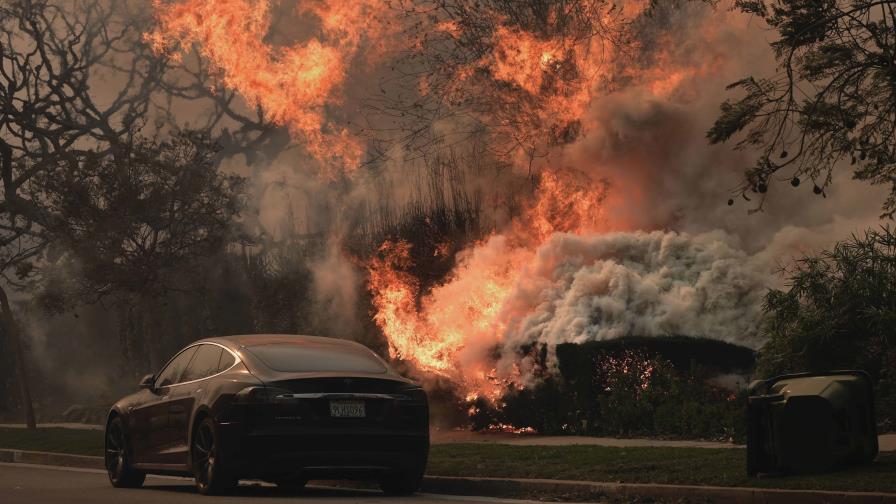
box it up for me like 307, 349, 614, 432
496, 230, 769, 373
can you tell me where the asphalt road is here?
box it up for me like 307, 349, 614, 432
0, 463, 548, 504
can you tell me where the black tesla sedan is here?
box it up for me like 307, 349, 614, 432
104, 334, 429, 495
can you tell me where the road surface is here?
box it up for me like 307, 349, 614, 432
0, 462, 565, 504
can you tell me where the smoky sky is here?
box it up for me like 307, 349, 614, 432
17, 0, 890, 400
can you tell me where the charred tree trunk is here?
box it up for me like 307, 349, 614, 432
0, 284, 36, 429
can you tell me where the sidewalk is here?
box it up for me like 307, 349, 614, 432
430, 429, 896, 451
431, 429, 739, 448
422, 475, 896, 504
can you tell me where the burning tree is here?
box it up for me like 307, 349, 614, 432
146, 0, 638, 172
709, 0, 896, 214
367, 0, 635, 165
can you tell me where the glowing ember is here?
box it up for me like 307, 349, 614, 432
485, 423, 538, 435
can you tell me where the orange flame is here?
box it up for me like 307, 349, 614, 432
461, 23, 607, 158
147, 1, 738, 412
147, 1, 643, 172
368, 170, 608, 400
147, 0, 390, 172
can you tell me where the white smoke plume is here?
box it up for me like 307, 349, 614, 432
495, 230, 770, 373
394, 227, 772, 390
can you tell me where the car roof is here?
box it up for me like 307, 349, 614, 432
191, 334, 412, 383
197, 334, 368, 351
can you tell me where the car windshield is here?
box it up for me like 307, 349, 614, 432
244, 341, 388, 374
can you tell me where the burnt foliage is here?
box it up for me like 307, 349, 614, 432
471, 337, 753, 441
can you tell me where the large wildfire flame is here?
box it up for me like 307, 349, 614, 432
148, 0, 642, 171
149, 1, 766, 405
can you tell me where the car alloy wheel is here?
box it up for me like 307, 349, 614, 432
105, 417, 145, 488
192, 417, 236, 495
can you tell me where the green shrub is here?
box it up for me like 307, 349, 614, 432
760, 227, 896, 430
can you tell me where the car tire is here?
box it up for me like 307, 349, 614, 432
105, 416, 146, 488
192, 417, 237, 495
379, 465, 424, 496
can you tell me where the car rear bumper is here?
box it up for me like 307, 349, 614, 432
218, 422, 429, 479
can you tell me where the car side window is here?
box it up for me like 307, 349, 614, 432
216, 350, 235, 373
155, 346, 199, 388
180, 344, 224, 383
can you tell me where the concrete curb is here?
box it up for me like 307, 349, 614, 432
0, 449, 103, 470
422, 476, 896, 503
2, 449, 895, 503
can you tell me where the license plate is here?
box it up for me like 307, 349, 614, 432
329, 400, 365, 418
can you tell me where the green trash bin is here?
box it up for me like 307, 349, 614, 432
747, 370, 878, 476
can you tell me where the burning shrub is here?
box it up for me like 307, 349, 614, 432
586, 347, 746, 440
471, 337, 753, 441
593, 350, 668, 435
492, 376, 576, 434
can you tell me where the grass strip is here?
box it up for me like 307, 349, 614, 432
2, 428, 894, 493
429, 444, 896, 493
0, 427, 103, 457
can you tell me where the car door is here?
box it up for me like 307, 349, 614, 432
136, 345, 198, 465
125, 388, 163, 464
161, 343, 224, 465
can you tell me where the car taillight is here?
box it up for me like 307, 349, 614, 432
234, 386, 295, 404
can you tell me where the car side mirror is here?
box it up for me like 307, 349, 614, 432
138, 374, 155, 390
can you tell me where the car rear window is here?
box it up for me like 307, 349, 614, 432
244, 341, 388, 374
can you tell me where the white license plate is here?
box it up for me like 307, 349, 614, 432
329, 400, 365, 418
